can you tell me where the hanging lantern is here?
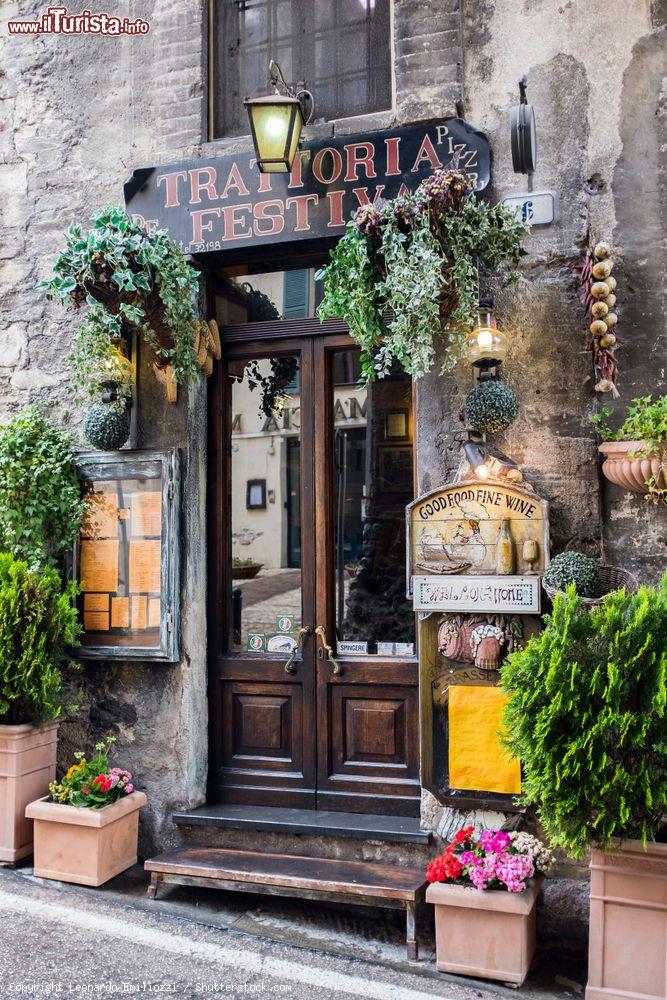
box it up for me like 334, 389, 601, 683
245, 62, 312, 174
466, 302, 510, 368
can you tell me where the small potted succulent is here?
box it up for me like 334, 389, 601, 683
425, 826, 553, 985
542, 550, 637, 607
26, 736, 146, 886
593, 394, 666, 501
502, 577, 667, 1000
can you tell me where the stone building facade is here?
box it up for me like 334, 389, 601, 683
1, 0, 665, 954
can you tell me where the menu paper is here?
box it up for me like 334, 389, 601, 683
131, 595, 148, 630
84, 593, 109, 612
81, 493, 119, 539
130, 492, 162, 536
83, 611, 109, 631
110, 597, 130, 629
148, 598, 161, 628
80, 540, 119, 593
129, 539, 161, 593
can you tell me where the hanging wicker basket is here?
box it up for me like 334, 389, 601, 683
543, 563, 639, 607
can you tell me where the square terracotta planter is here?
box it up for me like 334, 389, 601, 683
587, 840, 667, 1000
25, 791, 147, 886
0, 722, 59, 864
426, 878, 542, 985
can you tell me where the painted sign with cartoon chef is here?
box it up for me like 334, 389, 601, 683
406, 480, 549, 600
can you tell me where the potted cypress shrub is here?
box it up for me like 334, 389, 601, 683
0, 554, 81, 863
501, 577, 667, 1000
26, 736, 146, 886
425, 827, 554, 985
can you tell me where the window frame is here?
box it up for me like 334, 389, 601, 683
207, 0, 396, 142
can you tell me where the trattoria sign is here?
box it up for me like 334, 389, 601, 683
124, 118, 490, 255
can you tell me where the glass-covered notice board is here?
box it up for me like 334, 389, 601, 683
75, 449, 181, 661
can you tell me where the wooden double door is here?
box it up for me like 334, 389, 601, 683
208, 324, 420, 816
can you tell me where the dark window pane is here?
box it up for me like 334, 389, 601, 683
214, 0, 391, 138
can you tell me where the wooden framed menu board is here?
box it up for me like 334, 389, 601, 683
75, 449, 181, 662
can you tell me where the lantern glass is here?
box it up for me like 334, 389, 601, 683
466, 306, 510, 367
244, 95, 304, 173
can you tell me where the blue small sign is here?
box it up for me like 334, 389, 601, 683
502, 190, 556, 227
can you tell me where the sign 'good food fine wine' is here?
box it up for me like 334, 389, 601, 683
124, 118, 490, 255
406, 479, 549, 613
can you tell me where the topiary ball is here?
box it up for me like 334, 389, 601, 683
83, 404, 130, 451
465, 379, 519, 435
544, 551, 600, 597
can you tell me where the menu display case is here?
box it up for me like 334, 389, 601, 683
75, 450, 181, 661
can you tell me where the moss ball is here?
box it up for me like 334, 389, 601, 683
544, 551, 600, 597
465, 379, 519, 435
83, 404, 130, 451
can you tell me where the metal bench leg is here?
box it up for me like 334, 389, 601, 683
406, 900, 418, 961
147, 873, 160, 900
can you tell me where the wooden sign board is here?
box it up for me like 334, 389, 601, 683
406, 480, 549, 601
413, 574, 541, 614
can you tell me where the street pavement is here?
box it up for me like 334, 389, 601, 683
0, 867, 583, 1000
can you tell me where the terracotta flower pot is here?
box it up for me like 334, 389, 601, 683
25, 791, 147, 886
598, 440, 666, 494
426, 878, 542, 986
586, 840, 667, 1000
0, 722, 59, 864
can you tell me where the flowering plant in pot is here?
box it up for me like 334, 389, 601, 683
26, 736, 147, 887
317, 167, 527, 382
592, 394, 666, 502
425, 826, 553, 984
501, 578, 667, 1000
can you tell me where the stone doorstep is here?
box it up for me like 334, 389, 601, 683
3, 863, 586, 998
171, 803, 431, 845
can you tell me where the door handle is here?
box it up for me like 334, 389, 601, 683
315, 626, 342, 676
284, 626, 311, 674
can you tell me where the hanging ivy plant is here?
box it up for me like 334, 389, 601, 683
317, 168, 528, 382
41, 206, 199, 405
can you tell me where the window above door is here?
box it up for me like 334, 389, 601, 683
210, 0, 393, 140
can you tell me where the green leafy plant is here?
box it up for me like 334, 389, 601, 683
502, 577, 667, 857
317, 168, 527, 381
592, 395, 667, 447
465, 378, 519, 435
0, 408, 84, 571
42, 206, 199, 405
49, 736, 135, 808
0, 553, 81, 726
544, 551, 600, 598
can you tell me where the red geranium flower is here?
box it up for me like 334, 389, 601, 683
452, 825, 475, 845
82, 787, 90, 794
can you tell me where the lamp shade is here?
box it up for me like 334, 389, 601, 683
244, 94, 304, 173
466, 305, 510, 368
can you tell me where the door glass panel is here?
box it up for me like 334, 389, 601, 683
333, 350, 416, 655
215, 265, 324, 325
230, 355, 302, 653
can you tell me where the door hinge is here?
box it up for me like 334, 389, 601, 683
166, 611, 173, 633
168, 478, 174, 501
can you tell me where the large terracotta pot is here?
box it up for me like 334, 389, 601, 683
586, 840, 667, 1000
25, 791, 147, 886
0, 722, 59, 864
598, 440, 666, 494
426, 878, 542, 986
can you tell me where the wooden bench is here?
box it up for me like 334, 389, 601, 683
145, 847, 428, 961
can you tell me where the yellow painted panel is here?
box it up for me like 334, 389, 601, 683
449, 685, 521, 795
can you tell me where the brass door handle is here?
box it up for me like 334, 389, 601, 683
315, 625, 343, 676
284, 626, 311, 674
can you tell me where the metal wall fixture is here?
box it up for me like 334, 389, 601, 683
244, 61, 314, 173
510, 76, 537, 174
